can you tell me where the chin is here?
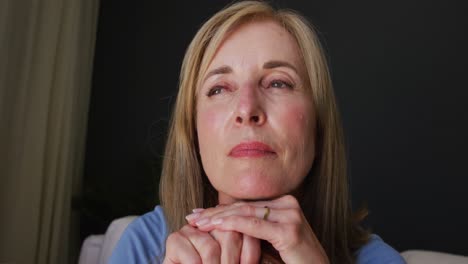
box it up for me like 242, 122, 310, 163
224, 175, 288, 201
230, 191, 276, 201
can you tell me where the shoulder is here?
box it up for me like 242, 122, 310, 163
109, 206, 169, 264
355, 234, 407, 264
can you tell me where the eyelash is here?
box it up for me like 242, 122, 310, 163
267, 79, 294, 89
206, 79, 294, 97
206, 86, 225, 97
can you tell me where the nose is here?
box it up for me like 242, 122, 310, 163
234, 85, 266, 126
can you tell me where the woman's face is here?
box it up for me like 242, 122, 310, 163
196, 20, 316, 203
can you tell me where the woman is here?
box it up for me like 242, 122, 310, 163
110, 1, 406, 263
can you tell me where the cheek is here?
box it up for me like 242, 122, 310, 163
197, 109, 216, 131
275, 100, 316, 158
197, 108, 226, 154
279, 103, 314, 137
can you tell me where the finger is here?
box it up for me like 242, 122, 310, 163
221, 205, 304, 224
244, 194, 300, 209
186, 195, 300, 226
240, 234, 261, 264
196, 206, 301, 232
210, 215, 278, 244
179, 225, 221, 264
210, 229, 242, 264
164, 230, 202, 264
187, 203, 277, 228
186, 195, 301, 231
186, 200, 278, 226
185, 204, 232, 225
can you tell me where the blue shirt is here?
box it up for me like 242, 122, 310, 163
109, 206, 406, 264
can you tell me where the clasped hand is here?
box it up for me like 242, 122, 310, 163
163, 195, 329, 264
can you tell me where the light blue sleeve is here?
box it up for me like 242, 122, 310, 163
108, 206, 169, 264
355, 234, 407, 264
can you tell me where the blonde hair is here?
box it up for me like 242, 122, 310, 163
160, 1, 370, 262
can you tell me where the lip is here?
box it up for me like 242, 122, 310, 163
229, 141, 276, 158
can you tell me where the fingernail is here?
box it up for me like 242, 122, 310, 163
195, 218, 210, 226
185, 212, 200, 221
211, 218, 223, 225
192, 208, 205, 213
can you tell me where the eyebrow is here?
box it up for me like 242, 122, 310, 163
263, 60, 298, 73
203, 66, 232, 83
203, 60, 298, 83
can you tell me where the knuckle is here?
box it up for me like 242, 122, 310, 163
201, 240, 221, 259
225, 230, 243, 243
290, 208, 302, 223
248, 217, 262, 228
241, 204, 255, 216
234, 201, 247, 207
181, 224, 194, 233
166, 232, 183, 244
282, 194, 299, 207
215, 204, 227, 210
212, 230, 242, 245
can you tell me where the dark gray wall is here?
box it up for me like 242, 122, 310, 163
82, 0, 468, 255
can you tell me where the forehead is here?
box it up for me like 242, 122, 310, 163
207, 20, 304, 71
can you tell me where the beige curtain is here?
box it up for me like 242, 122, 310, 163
0, 0, 99, 263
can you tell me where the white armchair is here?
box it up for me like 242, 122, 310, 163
78, 216, 137, 264
401, 250, 468, 264
78, 216, 468, 264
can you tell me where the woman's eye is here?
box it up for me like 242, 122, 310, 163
207, 86, 224, 97
269, 80, 293, 89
